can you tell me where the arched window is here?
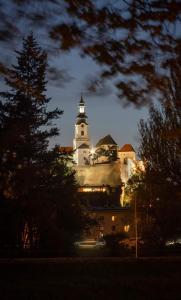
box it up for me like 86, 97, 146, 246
81, 131, 84, 136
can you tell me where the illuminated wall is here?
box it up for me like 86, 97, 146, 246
88, 209, 134, 239
74, 161, 121, 187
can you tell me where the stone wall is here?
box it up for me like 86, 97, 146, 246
74, 161, 121, 186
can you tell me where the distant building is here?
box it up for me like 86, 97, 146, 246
65, 96, 143, 239
73, 96, 90, 165
95, 134, 118, 164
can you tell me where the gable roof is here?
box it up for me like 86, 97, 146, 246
119, 144, 135, 152
96, 134, 117, 147
78, 143, 90, 149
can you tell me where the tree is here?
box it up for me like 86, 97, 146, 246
0, 33, 87, 253
125, 172, 161, 249
0, 1, 181, 106
52, 0, 181, 106
139, 58, 181, 185
125, 62, 181, 246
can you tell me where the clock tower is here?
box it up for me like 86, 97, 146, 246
73, 96, 90, 165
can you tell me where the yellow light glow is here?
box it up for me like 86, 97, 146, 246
124, 225, 130, 232
90, 148, 95, 154
112, 216, 116, 222
82, 187, 106, 192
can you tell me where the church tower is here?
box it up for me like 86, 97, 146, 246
73, 96, 90, 165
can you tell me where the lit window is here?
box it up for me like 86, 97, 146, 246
82, 187, 92, 192
124, 225, 130, 232
80, 106, 84, 113
112, 216, 116, 222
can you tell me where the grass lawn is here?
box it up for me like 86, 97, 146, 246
0, 257, 181, 300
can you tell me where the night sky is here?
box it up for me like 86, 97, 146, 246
46, 51, 148, 151
0, 1, 149, 153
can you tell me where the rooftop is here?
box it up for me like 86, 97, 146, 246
76, 118, 88, 125
59, 146, 73, 153
79, 95, 84, 105
96, 134, 117, 147
78, 143, 90, 149
119, 144, 135, 152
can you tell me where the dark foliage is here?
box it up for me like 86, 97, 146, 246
0, 1, 181, 106
104, 232, 128, 256
0, 33, 87, 254
126, 61, 181, 246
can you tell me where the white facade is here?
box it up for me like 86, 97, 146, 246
73, 98, 143, 206
73, 96, 90, 165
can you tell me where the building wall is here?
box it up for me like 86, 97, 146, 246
74, 161, 121, 187
76, 148, 90, 165
88, 209, 133, 239
118, 151, 136, 163
120, 158, 135, 184
73, 124, 90, 149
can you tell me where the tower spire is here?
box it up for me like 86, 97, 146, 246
73, 96, 90, 165
78, 94, 86, 114
80, 93, 84, 104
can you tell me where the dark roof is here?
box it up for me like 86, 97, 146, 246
96, 135, 117, 147
76, 119, 88, 125
78, 143, 90, 149
119, 144, 135, 152
77, 112, 87, 118
79, 95, 84, 105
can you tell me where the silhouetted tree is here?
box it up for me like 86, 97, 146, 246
0, 1, 181, 106
125, 62, 181, 246
0, 33, 87, 253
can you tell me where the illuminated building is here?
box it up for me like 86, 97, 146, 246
73, 96, 90, 165
63, 96, 143, 239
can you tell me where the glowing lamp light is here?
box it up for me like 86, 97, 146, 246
90, 148, 95, 155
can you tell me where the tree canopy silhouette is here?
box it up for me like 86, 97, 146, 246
0, 33, 87, 253
0, 0, 181, 106
125, 61, 181, 246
